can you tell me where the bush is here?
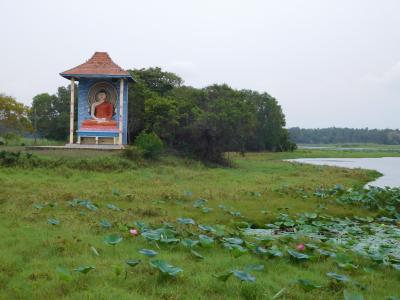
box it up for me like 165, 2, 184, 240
0, 150, 22, 166
134, 131, 164, 159
0, 150, 138, 171
3, 133, 21, 145
122, 146, 141, 160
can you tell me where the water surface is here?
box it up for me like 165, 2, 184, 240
288, 157, 400, 188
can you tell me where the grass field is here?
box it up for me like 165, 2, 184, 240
1, 148, 399, 299
0, 137, 64, 147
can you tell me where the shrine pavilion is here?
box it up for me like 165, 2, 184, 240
60, 52, 134, 148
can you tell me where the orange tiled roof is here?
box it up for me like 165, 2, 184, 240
60, 52, 131, 77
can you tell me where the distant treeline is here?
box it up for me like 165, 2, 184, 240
1, 68, 296, 163
289, 127, 400, 145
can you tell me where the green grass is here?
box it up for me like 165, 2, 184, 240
0, 149, 400, 299
0, 137, 64, 146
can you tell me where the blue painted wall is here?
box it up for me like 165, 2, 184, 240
123, 81, 128, 144
76, 78, 128, 144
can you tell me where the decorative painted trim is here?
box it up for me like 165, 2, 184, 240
60, 73, 135, 82
77, 131, 119, 137
80, 127, 118, 131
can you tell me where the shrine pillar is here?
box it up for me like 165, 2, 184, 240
119, 78, 124, 145
69, 78, 75, 144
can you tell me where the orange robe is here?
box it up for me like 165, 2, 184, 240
81, 102, 117, 129
94, 102, 113, 119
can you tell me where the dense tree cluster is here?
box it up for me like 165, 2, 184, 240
128, 68, 295, 162
1, 68, 295, 162
289, 127, 400, 145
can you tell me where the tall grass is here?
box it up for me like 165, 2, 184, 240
0, 150, 399, 299
0, 137, 64, 146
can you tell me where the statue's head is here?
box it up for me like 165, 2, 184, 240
96, 91, 107, 102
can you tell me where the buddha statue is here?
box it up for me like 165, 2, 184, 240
91, 91, 113, 121
81, 91, 117, 129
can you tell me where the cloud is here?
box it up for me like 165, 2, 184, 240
363, 61, 400, 88
164, 60, 197, 82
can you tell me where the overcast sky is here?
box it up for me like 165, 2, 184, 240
0, 0, 399, 129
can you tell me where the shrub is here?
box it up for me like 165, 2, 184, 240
0, 150, 137, 171
0, 150, 22, 166
134, 131, 164, 159
3, 133, 21, 145
122, 146, 141, 160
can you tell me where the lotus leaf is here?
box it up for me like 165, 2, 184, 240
47, 218, 60, 225
232, 270, 256, 282
139, 249, 158, 257
297, 279, 322, 291
177, 218, 196, 225
125, 259, 141, 267
104, 234, 123, 245
326, 272, 351, 282
149, 259, 183, 277
100, 219, 112, 228
181, 239, 199, 248
287, 249, 310, 260
74, 265, 95, 274
199, 234, 214, 247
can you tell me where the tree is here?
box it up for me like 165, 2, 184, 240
200, 84, 257, 154
0, 94, 31, 137
125, 68, 294, 162
51, 86, 75, 140
144, 96, 180, 146
131, 67, 183, 95
30, 85, 77, 141
126, 71, 157, 143
165, 84, 258, 163
288, 127, 400, 145
30, 93, 56, 139
127, 68, 185, 143
239, 90, 291, 151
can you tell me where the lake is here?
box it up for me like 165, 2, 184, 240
287, 157, 400, 188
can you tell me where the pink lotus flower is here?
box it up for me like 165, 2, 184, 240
296, 243, 305, 251
129, 229, 138, 236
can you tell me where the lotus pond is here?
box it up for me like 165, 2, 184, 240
1, 150, 400, 300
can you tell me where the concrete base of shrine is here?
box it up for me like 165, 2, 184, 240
65, 144, 124, 150
25, 144, 124, 151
